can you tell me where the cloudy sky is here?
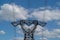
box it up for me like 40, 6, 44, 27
0, 0, 60, 40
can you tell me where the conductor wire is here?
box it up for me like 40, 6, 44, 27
12, 3, 17, 40
41, 0, 48, 40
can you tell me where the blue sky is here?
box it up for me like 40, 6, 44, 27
0, 0, 60, 40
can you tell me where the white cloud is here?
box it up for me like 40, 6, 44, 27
0, 4, 60, 22
40, 38, 48, 40
35, 26, 60, 38
10, 37, 23, 40
13, 37, 23, 40
0, 30, 6, 34
0, 4, 28, 21
31, 9, 60, 21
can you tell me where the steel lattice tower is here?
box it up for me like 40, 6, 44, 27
11, 20, 46, 40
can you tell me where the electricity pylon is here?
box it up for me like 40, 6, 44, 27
11, 20, 46, 40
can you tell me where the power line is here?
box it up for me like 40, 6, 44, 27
11, 3, 17, 40
41, 0, 48, 40
43, 0, 48, 22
